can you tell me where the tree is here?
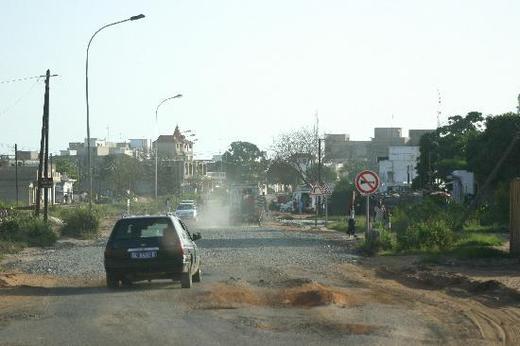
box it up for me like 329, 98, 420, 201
305, 164, 337, 184
266, 159, 300, 187
338, 159, 369, 184
54, 157, 79, 180
328, 176, 355, 215
467, 113, 520, 185
271, 126, 319, 185
465, 113, 520, 224
95, 155, 144, 198
222, 141, 267, 183
414, 112, 484, 189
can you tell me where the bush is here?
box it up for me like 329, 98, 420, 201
416, 220, 454, 250
60, 208, 100, 239
0, 214, 57, 247
360, 228, 396, 255
396, 219, 454, 251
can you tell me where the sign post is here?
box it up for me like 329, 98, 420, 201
354, 170, 381, 238
310, 183, 332, 228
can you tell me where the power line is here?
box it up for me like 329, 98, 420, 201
0, 74, 57, 85
0, 78, 41, 118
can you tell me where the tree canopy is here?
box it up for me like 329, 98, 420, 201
222, 141, 267, 183
414, 112, 484, 189
271, 126, 319, 185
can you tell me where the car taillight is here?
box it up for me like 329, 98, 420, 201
178, 241, 185, 257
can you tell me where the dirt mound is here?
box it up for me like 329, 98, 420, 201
278, 282, 359, 307
192, 279, 362, 309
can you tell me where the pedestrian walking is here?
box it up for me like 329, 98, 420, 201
347, 216, 356, 237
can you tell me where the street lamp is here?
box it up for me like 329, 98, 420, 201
85, 14, 145, 210
154, 94, 183, 199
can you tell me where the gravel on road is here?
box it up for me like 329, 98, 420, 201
1, 224, 359, 283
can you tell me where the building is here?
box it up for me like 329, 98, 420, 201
325, 127, 434, 171
408, 129, 435, 146
16, 150, 39, 161
0, 162, 41, 204
153, 126, 195, 178
448, 170, 475, 203
129, 138, 151, 158
378, 146, 420, 192
369, 128, 407, 167
0, 157, 75, 205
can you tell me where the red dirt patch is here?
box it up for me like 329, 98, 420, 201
278, 282, 360, 307
191, 280, 366, 309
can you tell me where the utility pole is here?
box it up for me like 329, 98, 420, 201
318, 138, 322, 184
14, 144, 19, 207
35, 70, 54, 221
50, 153, 53, 205
42, 70, 50, 222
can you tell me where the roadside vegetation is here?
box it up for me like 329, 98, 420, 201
59, 207, 100, 239
329, 196, 509, 260
0, 211, 58, 258
0, 191, 201, 259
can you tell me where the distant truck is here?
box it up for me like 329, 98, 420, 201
229, 184, 264, 224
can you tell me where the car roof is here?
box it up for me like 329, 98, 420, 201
118, 214, 177, 220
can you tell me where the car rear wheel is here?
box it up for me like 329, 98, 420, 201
193, 268, 201, 283
181, 269, 193, 288
106, 272, 119, 289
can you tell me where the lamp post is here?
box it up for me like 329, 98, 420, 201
85, 14, 145, 210
154, 94, 183, 199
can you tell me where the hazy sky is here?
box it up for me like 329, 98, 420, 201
1, 0, 519, 158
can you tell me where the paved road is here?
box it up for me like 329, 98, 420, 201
0, 222, 485, 345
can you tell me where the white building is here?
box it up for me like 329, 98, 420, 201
448, 170, 475, 203
129, 139, 151, 153
378, 146, 420, 192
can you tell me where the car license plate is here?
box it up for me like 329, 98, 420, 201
130, 251, 157, 259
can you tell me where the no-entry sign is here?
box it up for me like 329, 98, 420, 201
354, 170, 380, 195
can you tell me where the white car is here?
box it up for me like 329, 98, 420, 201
279, 201, 294, 212
175, 203, 198, 221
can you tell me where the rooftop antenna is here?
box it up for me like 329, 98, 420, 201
436, 89, 442, 128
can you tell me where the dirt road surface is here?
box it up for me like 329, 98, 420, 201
1, 214, 519, 345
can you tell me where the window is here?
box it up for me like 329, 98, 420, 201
111, 218, 173, 240
171, 217, 191, 243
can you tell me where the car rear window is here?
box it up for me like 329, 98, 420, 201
176, 204, 194, 210
111, 218, 174, 240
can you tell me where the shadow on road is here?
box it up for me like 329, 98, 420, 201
196, 237, 346, 249
374, 266, 520, 309
0, 281, 185, 297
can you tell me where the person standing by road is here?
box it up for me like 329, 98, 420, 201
347, 216, 356, 238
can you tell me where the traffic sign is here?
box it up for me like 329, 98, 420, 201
354, 170, 380, 195
39, 177, 54, 188
321, 183, 332, 196
310, 183, 332, 196
310, 184, 323, 196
